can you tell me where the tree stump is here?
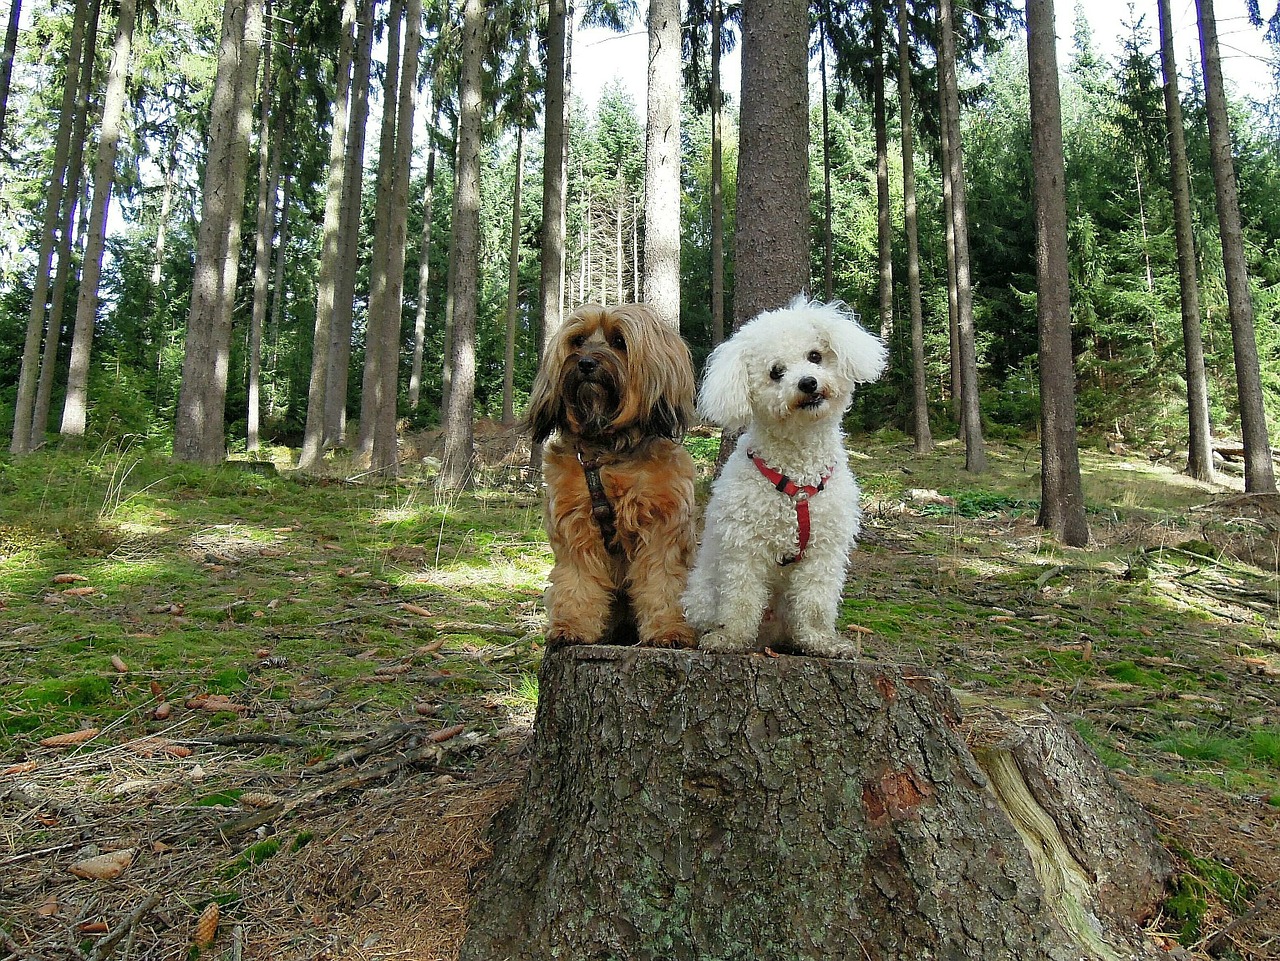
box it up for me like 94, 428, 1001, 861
461, 648, 1170, 961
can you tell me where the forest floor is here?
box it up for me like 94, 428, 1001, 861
1, 421, 1278, 961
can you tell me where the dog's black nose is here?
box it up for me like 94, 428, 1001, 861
578, 356, 598, 375
798, 375, 819, 395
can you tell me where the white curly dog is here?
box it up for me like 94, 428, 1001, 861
684, 297, 888, 657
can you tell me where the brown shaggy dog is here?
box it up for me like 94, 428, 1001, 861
526, 303, 697, 648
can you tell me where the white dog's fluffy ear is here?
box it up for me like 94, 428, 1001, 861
822, 302, 889, 385
697, 337, 752, 431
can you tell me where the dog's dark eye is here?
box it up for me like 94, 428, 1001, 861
808, 350, 823, 364
612, 334, 626, 351
570, 334, 586, 348
769, 364, 785, 381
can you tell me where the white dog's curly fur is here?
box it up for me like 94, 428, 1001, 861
683, 297, 887, 657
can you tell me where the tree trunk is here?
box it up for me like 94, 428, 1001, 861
371, 0, 422, 476
643, 0, 681, 329
173, 0, 263, 465
938, 0, 985, 473
0, 0, 20, 147
297, 0, 355, 470
873, 0, 894, 342
438, 0, 485, 490
709, 0, 725, 344
60, 0, 138, 439
31, 0, 101, 445
1028, 0, 1089, 547
1194, 0, 1274, 491
151, 131, 180, 289
355, 0, 404, 470
461, 648, 1171, 960
940, 78, 961, 420
898, 0, 933, 454
818, 8, 834, 303
266, 174, 291, 381
325, 0, 374, 450
409, 101, 438, 412
502, 123, 524, 426
10, 0, 91, 455
1157, 0, 1213, 483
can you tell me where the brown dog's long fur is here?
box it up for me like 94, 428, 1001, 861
526, 303, 697, 647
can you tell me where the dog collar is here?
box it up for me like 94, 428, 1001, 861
748, 450, 832, 565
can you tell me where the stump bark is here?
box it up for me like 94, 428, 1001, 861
461, 648, 1170, 961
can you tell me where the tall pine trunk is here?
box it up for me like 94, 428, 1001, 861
502, 124, 525, 425
0, 0, 20, 147
247, 14, 287, 453
438, 0, 485, 490
409, 101, 438, 412
898, 0, 932, 453
325, 0, 374, 450
60, 0, 138, 438
938, 0, 985, 472
151, 132, 180, 288
355, 0, 404, 468
1027, 0, 1088, 547
872, 0, 893, 341
709, 0, 726, 344
1195, 0, 1274, 492
818, 9, 834, 302
173, 0, 263, 465
10, 0, 91, 455
298, 0, 356, 469
643, 0, 681, 328
1157, 0, 1213, 483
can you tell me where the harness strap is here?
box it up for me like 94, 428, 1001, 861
748, 450, 832, 566
579, 455, 623, 554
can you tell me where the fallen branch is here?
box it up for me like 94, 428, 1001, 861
300, 722, 414, 777
86, 892, 162, 961
180, 733, 309, 748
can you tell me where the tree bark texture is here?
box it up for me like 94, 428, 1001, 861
709, 0, 725, 345
60, 0, 138, 439
873, 0, 894, 343
298, 0, 356, 470
1027, 0, 1089, 548
462, 648, 1170, 961
1194, 0, 1273, 490
733, 0, 809, 329
819, 12, 834, 303
438, 0, 485, 490
898, 0, 933, 454
409, 101, 438, 412
538, 0, 568, 354
10, 0, 91, 455
0, 0, 20, 147
940, 78, 961, 421
937, 0, 986, 473
1157, 0, 1213, 484
643, 0, 681, 328
502, 123, 524, 425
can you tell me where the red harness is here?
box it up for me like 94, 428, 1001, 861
748, 450, 833, 566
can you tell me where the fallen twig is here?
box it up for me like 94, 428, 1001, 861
301, 722, 414, 777
86, 892, 162, 961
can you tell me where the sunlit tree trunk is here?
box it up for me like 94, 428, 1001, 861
10, 0, 91, 455
266, 175, 291, 384
940, 79, 960, 419
818, 7, 834, 302
502, 124, 525, 425
325, 0, 374, 450
409, 100, 438, 412
1028, 0, 1088, 547
60, 0, 138, 439
1157, 0, 1213, 483
0, 0, 20, 147
938, 0, 985, 472
1195, 0, 1275, 492
873, 0, 893, 341
355, 0, 404, 468
31, 0, 101, 444
710, 0, 726, 343
644, 0, 680, 328
247, 13, 286, 453
439, 0, 485, 489
298, 0, 355, 469
151, 132, 180, 288
898, 0, 932, 454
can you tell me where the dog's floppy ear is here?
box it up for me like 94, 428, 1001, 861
697, 336, 752, 431
524, 363, 564, 443
824, 303, 889, 385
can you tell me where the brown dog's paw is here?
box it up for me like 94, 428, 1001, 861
640, 626, 697, 649
545, 629, 594, 649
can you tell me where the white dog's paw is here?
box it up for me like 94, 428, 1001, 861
697, 630, 755, 654
793, 632, 861, 659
